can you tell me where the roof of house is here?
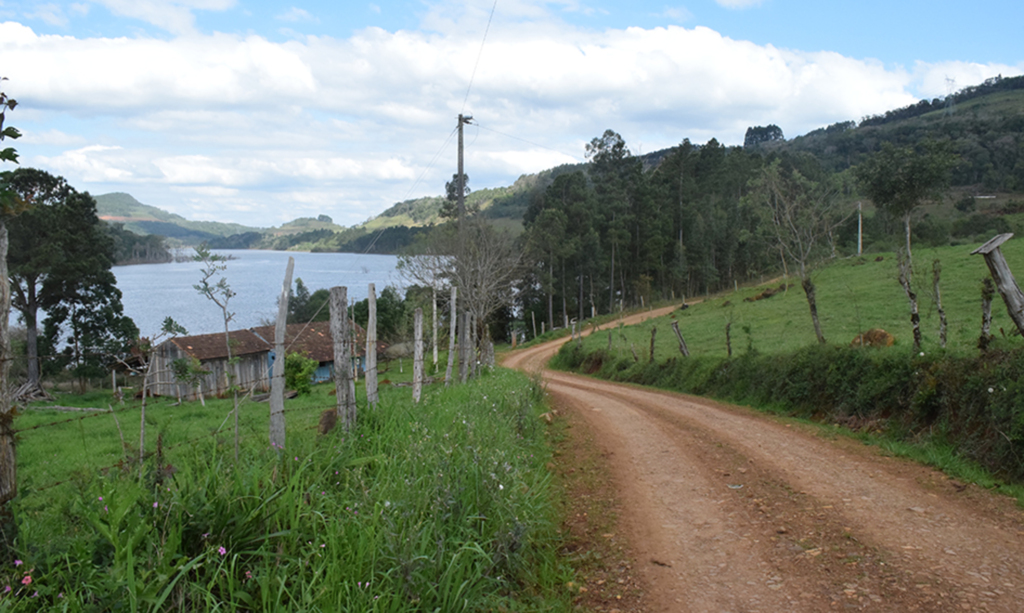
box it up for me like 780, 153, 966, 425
159, 321, 388, 364
250, 322, 336, 362
167, 329, 269, 361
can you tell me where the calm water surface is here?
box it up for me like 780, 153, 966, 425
113, 250, 402, 337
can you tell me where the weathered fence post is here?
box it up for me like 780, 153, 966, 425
459, 311, 470, 383
0, 223, 15, 507
445, 286, 457, 387
330, 287, 357, 431
932, 260, 948, 348
413, 308, 423, 403
365, 283, 378, 407
981, 277, 995, 349
671, 321, 690, 357
432, 286, 439, 372
269, 257, 293, 450
972, 234, 1024, 337
531, 311, 537, 340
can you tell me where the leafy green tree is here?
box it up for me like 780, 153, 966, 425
440, 173, 471, 220
287, 278, 330, 324
854, 141, 957, 259
3, 168, 136, 388
352, 285, 409, 341
744, 125, 785, 148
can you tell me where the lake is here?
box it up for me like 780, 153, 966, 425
113, 250, 402, 337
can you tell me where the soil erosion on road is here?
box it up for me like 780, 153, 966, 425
503, 308, 1024, 612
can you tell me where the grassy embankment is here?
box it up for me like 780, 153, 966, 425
552, 239, 1024, 498
5, 369, 571, 611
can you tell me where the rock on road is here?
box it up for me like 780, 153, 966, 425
503, 307, 1024, 612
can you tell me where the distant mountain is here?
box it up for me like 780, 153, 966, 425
94, 192, 264, 244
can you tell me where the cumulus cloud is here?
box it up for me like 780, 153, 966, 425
4, 17, 1018, 226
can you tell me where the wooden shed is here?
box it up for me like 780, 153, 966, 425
148, 321, 388, 399
149, 329, 271, 399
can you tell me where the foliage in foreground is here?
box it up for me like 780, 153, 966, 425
554, 341, 1024, 487
4, 370, 567, 611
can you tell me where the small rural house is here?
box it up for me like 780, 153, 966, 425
148, 329, 271, 399
250, 322, 336, 384
147, 321, 384, 400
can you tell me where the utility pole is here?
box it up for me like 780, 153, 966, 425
457, 113, 473, 234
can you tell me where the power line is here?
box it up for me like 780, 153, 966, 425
461, 0, 499, 114
473, 122, 582, 162
359, 124, 459, 256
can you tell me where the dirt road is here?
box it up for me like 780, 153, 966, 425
503, 308, 1024, 612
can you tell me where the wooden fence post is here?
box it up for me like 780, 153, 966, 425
458, 311, 469, 383
330, 287, 357, 431
432, 286, 439, 372
649, 326, 657, 362
269, 257, 293, 451
0, 223, 15, 507
671, 321, 690, 357
413, 308, 423, 402
972, 234, 1024, 337
445, 286, 457, 387
365, 283, 379, 407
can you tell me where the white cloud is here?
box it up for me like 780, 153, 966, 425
913, 60, 1024, 99
27, 3, 68, 27
659, 6, 693, 22
276, 7, 318, 23
91, 0, 236, 35
715, 0, 763, 8
5, 17, 1019, 226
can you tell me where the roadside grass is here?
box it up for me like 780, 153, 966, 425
7, 369, 572, 611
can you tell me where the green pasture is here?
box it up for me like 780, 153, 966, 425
590, 239, 1024, 362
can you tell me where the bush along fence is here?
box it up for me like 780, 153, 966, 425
0, 260, 557, 610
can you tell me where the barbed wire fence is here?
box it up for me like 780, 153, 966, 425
4, 280, 437, 504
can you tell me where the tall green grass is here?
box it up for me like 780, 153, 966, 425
4, 370, 569, 611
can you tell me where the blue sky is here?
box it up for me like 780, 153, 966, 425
1, 0, 1021, 227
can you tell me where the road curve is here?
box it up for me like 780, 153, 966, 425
503, 310, 1024, 612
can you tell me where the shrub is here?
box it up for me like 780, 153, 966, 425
284, 351, 318, 394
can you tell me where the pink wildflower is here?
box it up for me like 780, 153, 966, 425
21, 576, 31, 586
13, 560, 21, 567
218, 546, 227, 556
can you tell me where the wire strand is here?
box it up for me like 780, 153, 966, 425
461, 0, 499, 114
